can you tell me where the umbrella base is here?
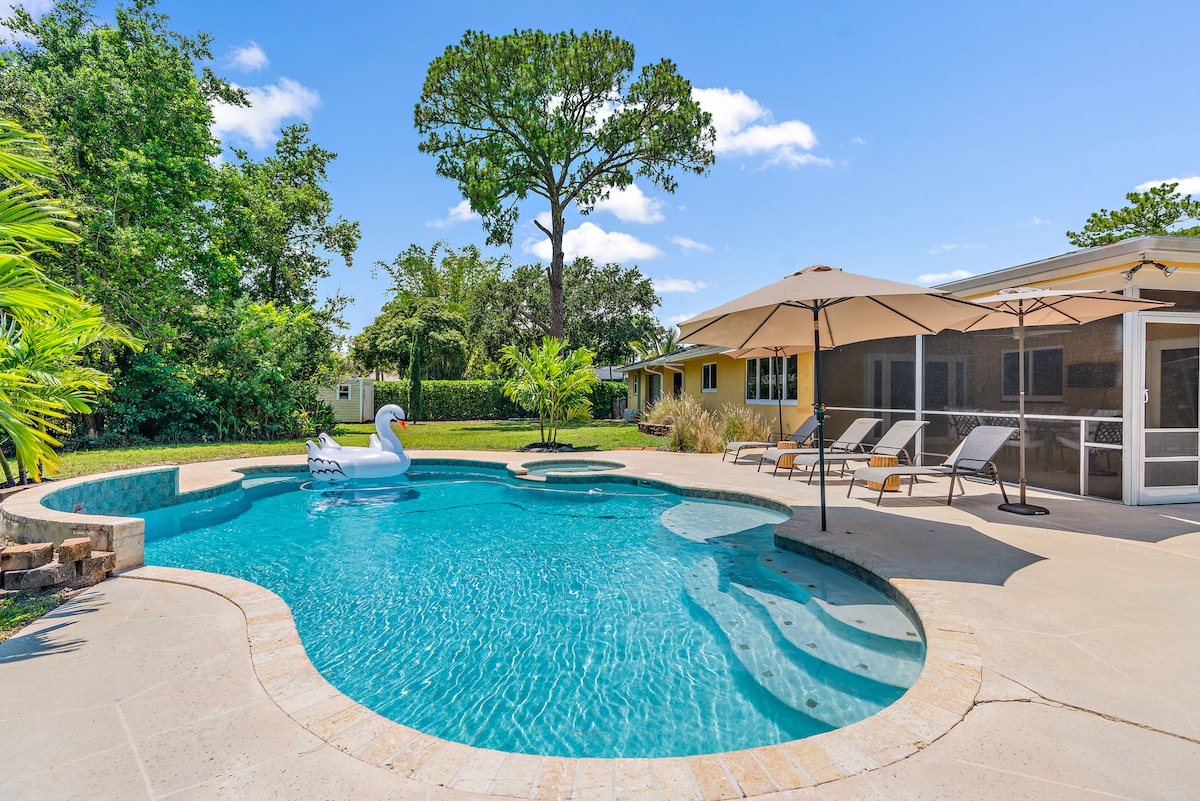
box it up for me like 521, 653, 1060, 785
998, 502, 1049, 516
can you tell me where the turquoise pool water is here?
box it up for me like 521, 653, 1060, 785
142, 467, 924, 758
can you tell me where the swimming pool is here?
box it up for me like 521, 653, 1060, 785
141, 466, 924, 759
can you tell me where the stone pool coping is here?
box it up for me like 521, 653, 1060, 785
13, 454, 981, 797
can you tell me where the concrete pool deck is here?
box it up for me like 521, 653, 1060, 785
2, 450, 1198, 799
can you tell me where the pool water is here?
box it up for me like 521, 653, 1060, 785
142, 467, 924, 758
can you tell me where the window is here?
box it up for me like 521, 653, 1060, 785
1002, 346, 1063, 402
632, 373, 640, 394
745, 355, 799, 403
337, 384, 351, 401
702, 363, 717, 392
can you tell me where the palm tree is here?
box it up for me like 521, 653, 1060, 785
0, 120, 140, 480
629, 326, 680, 362
500, 337, 599, 446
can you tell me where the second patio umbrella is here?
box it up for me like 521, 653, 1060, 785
950, 286, 1171, 515
679, 264, 987, 531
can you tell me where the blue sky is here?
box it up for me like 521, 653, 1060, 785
9, 1, 1200, 336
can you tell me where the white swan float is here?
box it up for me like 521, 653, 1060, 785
306, 404, 411, 482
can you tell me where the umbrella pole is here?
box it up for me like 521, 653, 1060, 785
776, 348, 784, 440
813, 308, 827, 531
1000, 303, 1048, 515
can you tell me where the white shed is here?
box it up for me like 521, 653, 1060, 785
317, 377, 376, 423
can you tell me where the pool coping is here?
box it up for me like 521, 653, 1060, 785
25, 455, 980, 798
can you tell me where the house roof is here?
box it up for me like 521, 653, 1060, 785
936, 235, 1200, 297
620, 344, 728, 371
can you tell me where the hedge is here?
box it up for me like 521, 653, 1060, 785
374, 380, 627, 421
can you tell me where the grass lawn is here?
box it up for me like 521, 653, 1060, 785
0, 590, 66, 643
51, 420, 667, 479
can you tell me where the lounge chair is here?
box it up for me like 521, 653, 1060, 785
723, 415, 820, 463
847, 425, 1017, 506
789, 419, 929, 483
758, 417, 882, 477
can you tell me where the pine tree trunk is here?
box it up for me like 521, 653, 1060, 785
549, 206, 566, 339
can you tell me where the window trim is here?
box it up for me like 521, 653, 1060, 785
701, 362, 718, 393
336, 383, 352, 401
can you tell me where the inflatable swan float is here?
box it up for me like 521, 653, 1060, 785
306, 404, 411, 482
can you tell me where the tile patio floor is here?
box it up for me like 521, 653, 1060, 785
2, 450, 1198, 800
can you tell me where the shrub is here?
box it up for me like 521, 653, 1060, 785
720, 404, 772, 444
372, 379, 626, 421
645, 395, 723, 453
500, 337, 600, 445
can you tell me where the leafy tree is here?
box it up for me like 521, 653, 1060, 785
500, 336, 599, 446
470, 257, 661, 366
353, 296, 469, 380
0, 0, 246, 341
376, 241, 506, 309
1067, 182, 1200, 247
215, 124, 360, 307
415, 29, 715, 337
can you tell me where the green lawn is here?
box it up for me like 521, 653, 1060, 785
52, 420, 665, 479
0, 590, 65, 643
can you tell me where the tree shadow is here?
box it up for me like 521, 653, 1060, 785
0, 620, 85, 664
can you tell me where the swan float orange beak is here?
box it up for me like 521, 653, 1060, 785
397, 420, 407, 430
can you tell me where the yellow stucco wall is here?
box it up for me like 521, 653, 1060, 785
625, 352, 817, 434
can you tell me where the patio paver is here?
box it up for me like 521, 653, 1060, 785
2, 449, 1198, 799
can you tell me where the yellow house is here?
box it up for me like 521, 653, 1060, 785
623, 345, 814, 436
626, 235, 1200, 506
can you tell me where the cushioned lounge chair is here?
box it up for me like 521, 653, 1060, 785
847, 425, 1017, 506
723, 415, 819, 463
758, 417, 882, 477
789, 419, 929, 483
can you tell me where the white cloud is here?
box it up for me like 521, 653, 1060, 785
228, 41, 269, 72
851, 136, 867, 145
1, 0, 53, 44
670, 236, 713, 253
523, 222, 662, 263
653, 277, 709, 293
928, 243, 985, 255
666, 313, 694, 326
1135, 176, 1200, 195
1028, 216, 1050, 225
210, 77, 320, 149
427, 199, 479, 228
916, 269, 974, 285
592, 184, 664, 224
693, 87, 828, 167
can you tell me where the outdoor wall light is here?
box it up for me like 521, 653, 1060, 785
1124, 258, 1176, 281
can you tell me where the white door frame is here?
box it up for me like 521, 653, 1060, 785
1132, 311, 1200, 504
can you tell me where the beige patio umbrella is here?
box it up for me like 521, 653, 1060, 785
950, 286, 1171, 516
680, 264, 988, 531
724, 345, 815, 439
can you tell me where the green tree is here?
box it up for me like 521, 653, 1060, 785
353, 296, 469, 380
500, 336, 599, 446
629, 325, 679, 362
1067, 182, 1200, 248
0, 0, 246, 341
215, 124, 361, 307
471, 257, 661, 366
415, 29, 715, 337
376, 241, 506, 309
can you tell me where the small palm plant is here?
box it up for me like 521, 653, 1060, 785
500, 337, 599, 447
0, 120, 140, 480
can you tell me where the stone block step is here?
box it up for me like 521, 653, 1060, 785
1, 542, 53, 572
79, 552, 116, 582
57, 537, 92, 564
4, 561, 74, 591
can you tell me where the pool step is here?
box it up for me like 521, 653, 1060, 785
735, 584, 922, 690
684, 557, 880, 729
